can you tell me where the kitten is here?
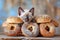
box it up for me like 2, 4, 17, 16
18, 7, 34, 22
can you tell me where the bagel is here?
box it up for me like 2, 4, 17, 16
51, 20, 59, 27
35, 15, 51, 23
40, 23, 55, 37
21, 22, 39, 37
2, 16, 24, 36
4, 24, 20, 36
6, 16, 23, 23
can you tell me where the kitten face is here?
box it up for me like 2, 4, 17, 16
18, 7, 34, 22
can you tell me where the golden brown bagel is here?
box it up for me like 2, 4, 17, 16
6, 17, 23, 23
2, 16, 24, 36
35, 15, 51, 23
40, 23, 55, 37
4, 24, 20, 36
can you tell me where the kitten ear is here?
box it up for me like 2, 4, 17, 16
29, 8, 34, 16
18, 7, 24, 16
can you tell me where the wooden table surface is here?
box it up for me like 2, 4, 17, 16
0, 35, 60, 40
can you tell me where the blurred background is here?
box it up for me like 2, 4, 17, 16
0, 0, 60, 35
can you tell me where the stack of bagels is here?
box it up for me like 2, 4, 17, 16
2, 17, 24, 36
2, 8, 59, 37
35, 15, 59, 37
2, 15, 59, 37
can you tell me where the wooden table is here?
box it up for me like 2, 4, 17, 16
0, 35, 60, 40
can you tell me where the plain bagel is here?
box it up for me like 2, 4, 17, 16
35, 15, 51, 23
40, 23, 55, 37
6, 16, 23, 23
4, 24, 20, 36
21, 22, 39, 37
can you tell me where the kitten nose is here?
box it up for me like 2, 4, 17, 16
26, 15, 29, 22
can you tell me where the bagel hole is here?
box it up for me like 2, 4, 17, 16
45, 26, 49, 31
10, 26, 14, 30
28, 27, 33, 32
